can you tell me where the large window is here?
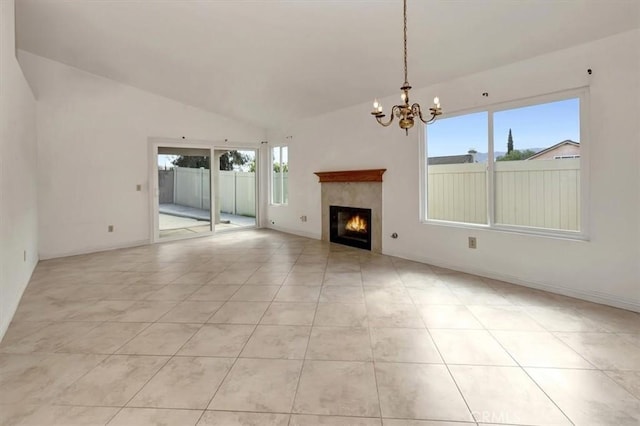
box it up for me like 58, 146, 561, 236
425, 92, 584, 236
426, 111, 488, 225
271, 146, 288, 205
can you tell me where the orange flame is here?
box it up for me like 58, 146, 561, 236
345, 215, 368, 233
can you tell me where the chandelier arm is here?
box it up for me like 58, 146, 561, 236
412, 103, 437, 125
375, 116, 394, 127
376, 105, 401, 127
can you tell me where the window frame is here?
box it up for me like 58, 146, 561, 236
270, 145, 288, 206
420, 87, 590, 240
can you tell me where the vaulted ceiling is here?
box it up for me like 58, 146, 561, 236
16, 0, 640, 129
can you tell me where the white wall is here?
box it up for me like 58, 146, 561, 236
17, 51, 266, 259
0, 0, 39, 339
267, 29, 640, 311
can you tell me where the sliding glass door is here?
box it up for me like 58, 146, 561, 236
156, 146, 213, 240
213, 149, 257, 231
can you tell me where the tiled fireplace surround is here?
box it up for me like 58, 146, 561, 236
315, 169, 385, 253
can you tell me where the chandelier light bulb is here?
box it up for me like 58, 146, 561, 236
433, 97, 440, 105
377, 105, 383, 113
401, 93, 407, 101
373, 99, 379, 109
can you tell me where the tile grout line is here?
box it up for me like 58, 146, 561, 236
195, 240, 304, 425
103, 249, 237, 424
453, 283, 576, 425
40, 316, 161, 411
471, 282, 636, 417
6, 230, 640, 425
286, 248, 327, 426
362, 264, 385, 423
414, 265, 478, 424
110, 320, 207, 422
486, 327, 577, 425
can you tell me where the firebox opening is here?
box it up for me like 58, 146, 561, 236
345, 214, 368, 233
330, 206, 372, 250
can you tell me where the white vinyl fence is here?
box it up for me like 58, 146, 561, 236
272, 172, 289, 204
219, 171, 256, 217
171, 168, 256, 217
427, 159, 580, 231
174, 167, 211, 211
428, 163, 488, 225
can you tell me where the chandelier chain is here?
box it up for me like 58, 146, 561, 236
370, 0, 441, 133
403, 0, 408, 85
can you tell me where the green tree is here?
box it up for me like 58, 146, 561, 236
496, 128, 536, 161
496, 149, 537, 161
273, 162, 288, 172
507, 128, 514, 154
172, 156, 210, 168
171, 150, 249, 171
219, 150, 250, 171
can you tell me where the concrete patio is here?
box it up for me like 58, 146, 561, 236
159, 203, 255, 238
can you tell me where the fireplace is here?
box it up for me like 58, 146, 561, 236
330, 205, 372, 251
316, 169, 385, 253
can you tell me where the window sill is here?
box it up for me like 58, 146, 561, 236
421, 219, 589, 242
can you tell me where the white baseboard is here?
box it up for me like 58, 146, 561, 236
39, 239, 150, 260
41, 228, 321, 261
386, 248, 640, 313
267, 224, 321, 241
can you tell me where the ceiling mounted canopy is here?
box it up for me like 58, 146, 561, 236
371, 0, 442, 135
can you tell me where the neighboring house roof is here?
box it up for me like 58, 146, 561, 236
428, 154, 474, 165
526, 140, 579, 160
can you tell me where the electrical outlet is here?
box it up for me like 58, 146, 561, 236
108, 225, 114, 232
468, 236, 477, 249
300, 215, 307, 222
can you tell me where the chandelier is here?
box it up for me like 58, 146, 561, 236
371, 0, 442, 135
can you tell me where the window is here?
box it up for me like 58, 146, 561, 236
425, 92, 584, 236
426, 112, 488, 225
271, 146, 288, 205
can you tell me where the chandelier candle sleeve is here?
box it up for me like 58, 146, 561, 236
370, 0, 443, 134
372, 99, 383, 114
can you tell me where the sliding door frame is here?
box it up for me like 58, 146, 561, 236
149, 138, 214, 243
148, 137, 262, 244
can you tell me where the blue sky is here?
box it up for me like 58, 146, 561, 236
427, 98, 580, 158
158, 154, 177, 170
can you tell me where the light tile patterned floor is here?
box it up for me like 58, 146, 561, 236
1, 229, 639, 426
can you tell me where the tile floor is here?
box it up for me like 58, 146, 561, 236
1, 229, 639, 426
